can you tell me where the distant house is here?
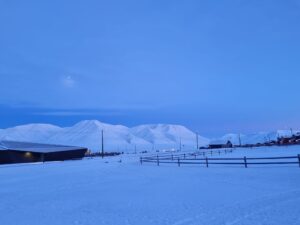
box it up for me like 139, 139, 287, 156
0, 141, 87, 165
277, 134, 300, 145
209, 140, 233, 149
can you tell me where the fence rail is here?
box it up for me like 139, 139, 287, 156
143, 148, 234, 160
140, 154, 300, 168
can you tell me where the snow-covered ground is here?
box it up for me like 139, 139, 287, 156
0, 146, 299, 225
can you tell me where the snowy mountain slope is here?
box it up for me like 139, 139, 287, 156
0, 124, 63, 143
131, 124, 209, 149
211, 130, 300, 145
0, 120, 207, 152
47, 120, 151, 152
1, 120, 297, 152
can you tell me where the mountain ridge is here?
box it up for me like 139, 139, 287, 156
0, 120, 208, 152
0, 120, 298, 152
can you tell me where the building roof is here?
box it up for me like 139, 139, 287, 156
0, 141, 87, 153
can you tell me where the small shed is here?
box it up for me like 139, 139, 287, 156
0, 141, 87, 165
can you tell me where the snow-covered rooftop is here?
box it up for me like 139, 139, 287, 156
0, 141, 87, 153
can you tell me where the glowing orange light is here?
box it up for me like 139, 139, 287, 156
25, 152, 32, 157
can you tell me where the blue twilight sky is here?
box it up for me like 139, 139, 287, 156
0, 0, 300, 137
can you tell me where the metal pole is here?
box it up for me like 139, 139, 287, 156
244, 156, 248, 168
101, 129, 104, 158
179, 138, 182, 152
196, 132, 199, 150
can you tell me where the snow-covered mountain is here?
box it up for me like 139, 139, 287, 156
47, 120, 151, 152
210, 130, 300, 146
131, 124, 209, 150
0, 124, 63, 143
0, 120, 208, 152
1, 120, 297, 152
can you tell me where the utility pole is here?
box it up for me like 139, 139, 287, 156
290, 128, 293, 137
196, 132, 199, 150
101, 129, 104, 158
179, 137, 182, 152
238, 133, 242, 147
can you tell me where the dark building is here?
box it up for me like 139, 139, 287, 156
0, 141, 87, 165
209, 140, 233, 149
277, 134, 300, 145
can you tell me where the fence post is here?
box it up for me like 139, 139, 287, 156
157, 155, 159, 166
184, 154, 186, 159
205, 157, 209, 168
140, 157, 143, 165
244, 156, 248, 168
178, 158, 181, 167
171, 154, 174, 161
194, 154, 197, 159
298, 154, 300, 167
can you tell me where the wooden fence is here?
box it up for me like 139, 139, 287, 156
140, 153, 300, 168
144, 148, 234, 160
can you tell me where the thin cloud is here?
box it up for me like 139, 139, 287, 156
62, 75, 75, 88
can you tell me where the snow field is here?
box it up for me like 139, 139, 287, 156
0, 146, 299, 225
